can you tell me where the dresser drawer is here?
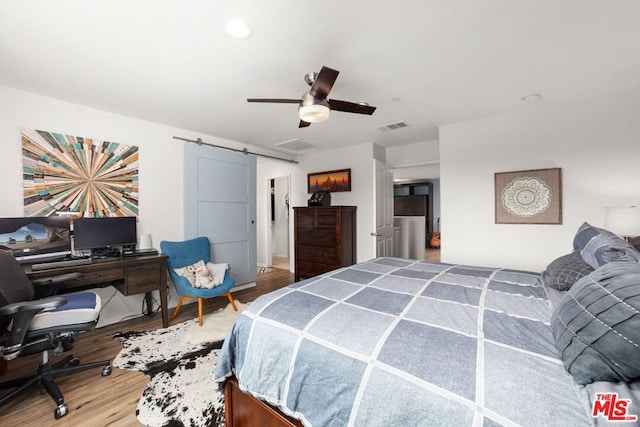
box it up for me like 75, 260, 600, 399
296, 210, 317, 228
125, 263, 161, 294
296, 209, 338, 230
315, 210, 338, 228
296, 260, 337, 280
297, 230, 337, 247
297, 245, 338, 263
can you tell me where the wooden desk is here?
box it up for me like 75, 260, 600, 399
24, 255, 169, 328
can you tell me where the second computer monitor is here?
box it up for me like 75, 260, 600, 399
73, 217, 137, 252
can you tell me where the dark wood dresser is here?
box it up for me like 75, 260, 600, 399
293, 206, 356, 281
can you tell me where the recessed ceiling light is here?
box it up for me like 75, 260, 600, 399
391, 97, 401, 102
226, 20, 253, 39
521, 94, 542, 104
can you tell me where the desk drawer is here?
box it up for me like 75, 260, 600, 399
126, 263, 161, 294
71, 268, 125, 287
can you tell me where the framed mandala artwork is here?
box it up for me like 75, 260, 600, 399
22, 128, 139, 217
494, 167, 562, 224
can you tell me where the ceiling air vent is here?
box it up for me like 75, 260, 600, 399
274, 139, 316, 152
377, 121, 410, 132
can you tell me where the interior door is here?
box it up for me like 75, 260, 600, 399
374, 160, 395, 257
184, 143, 257, 285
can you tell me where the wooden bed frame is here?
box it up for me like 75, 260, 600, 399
224, 377, 304, 427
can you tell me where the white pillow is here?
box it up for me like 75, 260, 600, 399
173, 259, 206, 286
207, 262, 229, 286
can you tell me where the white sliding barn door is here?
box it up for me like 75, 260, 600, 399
184, 143, 257, 285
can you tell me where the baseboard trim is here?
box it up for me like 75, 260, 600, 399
232, 282, 256, 292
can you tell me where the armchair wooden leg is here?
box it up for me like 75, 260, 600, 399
171, 296, 187, 321
226, 292, 238, 311
198, 298, 204, 326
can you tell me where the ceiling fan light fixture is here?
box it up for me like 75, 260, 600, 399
299, 93, 330, 123
299, 104, 330, 123
248, 66, 375, 126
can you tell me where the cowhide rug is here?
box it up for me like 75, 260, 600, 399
113, 302, 246, 427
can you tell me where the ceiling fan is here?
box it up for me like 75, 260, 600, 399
247, 66, 377, 128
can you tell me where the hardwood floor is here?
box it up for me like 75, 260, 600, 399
271, 255, 290, 271
0, 268, 293, 426
424, 248, 441, 263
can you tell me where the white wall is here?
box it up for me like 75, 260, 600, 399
0, 85, 184, 243
0, 84, 291, 236
386, 139, 439, 166
297, 143, 379, 263
17, 78, 629, 282
388, 140, 440, 182
0, 84, 289, 315
440, 87, 640, 272
256, 143, 380, 269
257, 141, 443, 267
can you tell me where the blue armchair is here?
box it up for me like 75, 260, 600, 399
160, 236, 237, 326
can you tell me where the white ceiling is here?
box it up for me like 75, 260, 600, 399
1, 1, 639, 157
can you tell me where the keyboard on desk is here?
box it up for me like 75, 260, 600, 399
91, 256, 121, 263
31, 258, 93, 271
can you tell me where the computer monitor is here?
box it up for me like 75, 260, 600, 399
0, 216, 72, 261
73, 217, 137, 253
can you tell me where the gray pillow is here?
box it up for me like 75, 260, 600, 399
573, 222, 640, 269
551, 261, 640, 385
543, 252, 594, 291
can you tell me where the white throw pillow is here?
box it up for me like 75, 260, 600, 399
207, 262, 229, 287
174, 260, 207, 286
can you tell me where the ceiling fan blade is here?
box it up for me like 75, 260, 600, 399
299, 120, 311, 128
309, 66, 339, 99
328, 99, 377, 115
247, 98, 300, 104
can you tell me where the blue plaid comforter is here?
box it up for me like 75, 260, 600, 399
214, 258, 592, 426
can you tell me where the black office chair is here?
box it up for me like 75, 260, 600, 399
0, 250, 111, 419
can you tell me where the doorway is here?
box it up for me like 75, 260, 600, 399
268, 176, 290, 271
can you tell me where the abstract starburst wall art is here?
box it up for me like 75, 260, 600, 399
22, 128, 139, 217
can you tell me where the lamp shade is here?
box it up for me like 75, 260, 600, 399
299, 104, 330, 123
604, 206, 640, 238
298, 92, 330, 123
139, 234, 152, 249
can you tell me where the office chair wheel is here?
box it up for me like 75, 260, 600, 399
102, 365, 112, 376
68, 357, 80, 367
54, 403, 69, 419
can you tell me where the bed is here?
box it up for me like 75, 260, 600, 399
214, 224, 640, 426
